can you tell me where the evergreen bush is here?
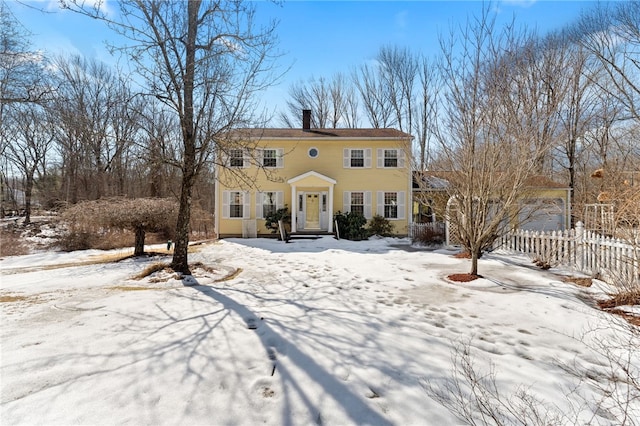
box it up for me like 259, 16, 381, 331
265, 206, 290, 238
334, 211, 368, 240
368, 214, 394, 237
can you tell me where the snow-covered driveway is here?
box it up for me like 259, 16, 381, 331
1, 237, 635, 425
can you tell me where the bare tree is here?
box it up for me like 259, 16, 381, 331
352, 62, 395, 128
341, 75, 361, 129
377, 45, 418, 134
3, 102, 54, 224
280, 76, 330, 128
572, 1, 640, 122
550, 34, 601, 224
63, 0, 280, 274
352, 46, 437, 169
137, 100, 182, 199
519, 35, 569, 175
107, 80, 144, 197
422, 340, 566, 426
329, 73, 358, 128
62, 197, 178, 256
601, 185, 640, 302
279, 73, 358, 128
437, 9, 561, 276
0, 1, 48, 108
0, 1, 52, 218
424, 332, 639, 425
50, 55, 123, 202
580, 89, 629, 204
414, 55, 441, 171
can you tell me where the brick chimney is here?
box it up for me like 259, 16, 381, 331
302, 109, 311, 131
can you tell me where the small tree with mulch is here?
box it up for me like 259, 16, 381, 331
62, 198, 179, 256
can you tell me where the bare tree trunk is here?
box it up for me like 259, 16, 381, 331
134, 226, 145, 256
149, 138, 164, 197
23, 173, 33, 225
170, 0, 200, 275
172, 170, 196, 271
470, 248, 480, 276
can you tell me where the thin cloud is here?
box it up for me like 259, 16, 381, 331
500, 0, 537, 8
32, 0, 113, 16
395, 10, 409, 30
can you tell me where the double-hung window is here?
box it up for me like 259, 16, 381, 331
377, 148, 405, 168
230, 192, 244, 218
343, 191, 372, 219
343, 148, 372, 168
384, 149, 398, 167
384, 192, 397, 218
260, 148, 283, 168
263, 192, 277, 217
376, 191, 405, 220
223, 190, 250, 219
351, 149, 364, 167
256, 191, 284, 219
351, 192, 364, 216
229, 149, 245, 168
263, 149, 277, 167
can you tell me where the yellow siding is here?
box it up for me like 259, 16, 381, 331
523, 188, 568, 199
217, 138, 411, 237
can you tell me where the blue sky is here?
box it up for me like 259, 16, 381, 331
11, 0, 599, 116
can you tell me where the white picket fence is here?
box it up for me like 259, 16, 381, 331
496, 221, 640, 286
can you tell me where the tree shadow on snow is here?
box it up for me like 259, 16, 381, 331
182, 277, 394, 426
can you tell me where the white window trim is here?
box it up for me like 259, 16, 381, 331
255, 191, 284, 219
343, 148, 372, 168
376, 191, 405, 220
226, 149, 251, 169
376, 148, 406, 169
343, 190, 372, 219
308, 147, 319, 158
222, 190, 251, 219
259, 148, 284, 168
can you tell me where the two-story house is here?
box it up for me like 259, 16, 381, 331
214, 110, 412, 238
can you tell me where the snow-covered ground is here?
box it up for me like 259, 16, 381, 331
1, 236, 638, 425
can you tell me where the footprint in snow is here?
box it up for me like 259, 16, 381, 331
266, 336, 287, 357
335, 365, 351, 381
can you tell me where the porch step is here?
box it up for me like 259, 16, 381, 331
288, 232, 335, 240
